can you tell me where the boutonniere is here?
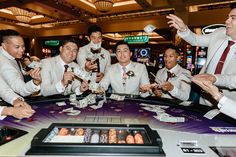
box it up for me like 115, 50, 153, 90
126, 70, 135, 78
100, 54, 105, 59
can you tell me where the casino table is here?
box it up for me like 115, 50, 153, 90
1, 94, 236, 157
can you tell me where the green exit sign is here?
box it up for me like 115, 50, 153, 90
44, 40, 60, 46
124, 35, 149, 44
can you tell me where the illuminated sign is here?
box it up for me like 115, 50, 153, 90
44, 40, 60, 46
124, 35, 149, 44
202, 24, 225, 34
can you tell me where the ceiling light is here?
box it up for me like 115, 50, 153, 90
8, 7, 36, 23
93, 0, 114, 13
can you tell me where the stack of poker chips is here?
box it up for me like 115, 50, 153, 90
108, 129, 117, 144
84, 128, 92, 143
117, 130, 127, 144
126, 131, 135, 144
133, 131, 144, 144
100, 130, 108, 143
90, 130, 100, 143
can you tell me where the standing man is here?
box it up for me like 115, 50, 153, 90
99, 41, 150, 95
0, 29, 41, 97
40, 38, 88, 96
76, 25, 111, 83
154, 45, 191, 101
167, 3, 236, 106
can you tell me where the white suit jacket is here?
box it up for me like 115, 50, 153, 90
0, 47, 39, 97
76, 44, 111, 73
178, 27, 236, 105
155, 64, 191, 101
40, 55, 82, 96
218, 96, 236, 120
100, 62, 150, 95
0, 76, 20, 105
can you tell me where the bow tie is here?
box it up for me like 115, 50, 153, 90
90, 48, 101, 54
166, 71, 176, 81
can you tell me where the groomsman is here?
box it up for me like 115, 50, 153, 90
154, 45, 191, 101
99, 41, 150, 95
76, 25, 111, 83
0, 29, 41, 97
40, 38, 88, 96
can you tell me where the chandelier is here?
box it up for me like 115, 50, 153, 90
8, 7, 36, 23
93, 0, 114, 13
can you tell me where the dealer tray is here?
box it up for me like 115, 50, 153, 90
26, 123, 165, 156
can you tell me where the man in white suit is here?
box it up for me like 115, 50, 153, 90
154, 45, 191, 101
167, 3, 236, 106
192, 77, 236, 120
76, 25, 111, 83
41, 38, 89, 96
99, 41, 150, 95
0, 29, 41, 97
0, 76, 35, 120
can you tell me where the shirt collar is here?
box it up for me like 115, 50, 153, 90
119, 62, 132, 70
0, 46, 15, 60
166, 64, 178, 73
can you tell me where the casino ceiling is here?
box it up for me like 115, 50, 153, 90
0, 0, 235, 41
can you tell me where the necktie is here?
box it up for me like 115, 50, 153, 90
15, 59, 24, 76
215, 41, 235, 74
166, 71, 172, 81
64, 64, 69, 72
122, 66, 127, 87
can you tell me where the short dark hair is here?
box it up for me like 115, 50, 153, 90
115, 40, 130, 50
165, 44, 180, 55
88, 25, 102, 36
61, 38, 79, 48
230, 3, 236, 9
0, 29, 21, 44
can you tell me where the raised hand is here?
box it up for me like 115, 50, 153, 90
166, 14, 188, 32
29, 67, 41, 85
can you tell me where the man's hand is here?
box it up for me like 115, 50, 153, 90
85, 60, 98, 72
2, 106, 35, 119
192, 77, 223, 102
192, 74, 216, 84
166, 14, 188, 32
96, 72, 104, 83
139, 83, 157, 93
29, 67, 41, 85
80, 80, 89, 92
160, 81, 174, 92
13, 98, 32, 110
153, 87, 163, 97
61, 72, 74, 87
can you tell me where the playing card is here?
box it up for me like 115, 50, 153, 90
204, 109, 220, 120
56, 101, 67, 106
66, 110, 81, 116
62, 107, 74, 112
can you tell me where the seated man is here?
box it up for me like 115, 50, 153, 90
0, 76, 35, 120
99, 41, 150, 95
192, 76, 236, 120
153, 45, 191, 101
0, 29, 41, 97
41, 38, 88, 96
